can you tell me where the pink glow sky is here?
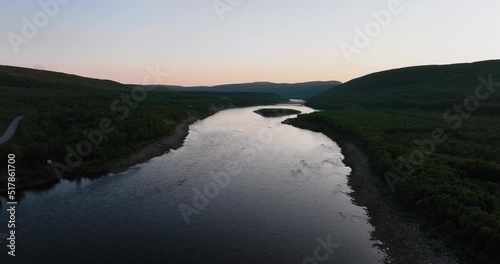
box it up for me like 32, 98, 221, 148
1, 0, 499, 86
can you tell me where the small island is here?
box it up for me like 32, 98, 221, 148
254, 108, 301, 117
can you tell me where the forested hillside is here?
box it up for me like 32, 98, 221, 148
289, 60, 500, 263
0, 66, 285, 190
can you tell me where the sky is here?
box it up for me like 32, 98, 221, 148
1, 0, 499, 86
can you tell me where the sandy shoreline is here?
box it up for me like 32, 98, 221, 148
340, 143, 458, 264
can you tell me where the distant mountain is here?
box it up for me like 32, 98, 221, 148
149, 81, 341, 100
0, 65, 340, 100
307, 60, 500, 112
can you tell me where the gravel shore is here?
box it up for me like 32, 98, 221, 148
109, 105, 228, 173
109, 113, 201, 173
340, 143, 458, 264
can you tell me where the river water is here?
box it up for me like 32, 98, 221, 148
1, 105, 386, 264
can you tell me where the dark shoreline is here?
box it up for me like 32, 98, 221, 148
283, 116, 459, 263
335, 142, 458, 264
108, 113, 201, 174
1, 111, 210, 192
107, 104, 231, 173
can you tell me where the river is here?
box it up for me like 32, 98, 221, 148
1, 104, 386, 263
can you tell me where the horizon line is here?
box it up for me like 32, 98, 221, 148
2, 58, 499, 88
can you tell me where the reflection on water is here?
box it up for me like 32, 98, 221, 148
0, 105, 386, 264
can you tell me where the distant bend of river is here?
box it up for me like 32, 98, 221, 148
1, 104, 386, 264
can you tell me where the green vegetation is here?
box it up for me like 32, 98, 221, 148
0, 65, 285, 190
289, 60, 500, 263
254, 108, 301, 117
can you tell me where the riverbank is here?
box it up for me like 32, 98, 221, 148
340, 143, 458, 264
284, 118, 458, 263
0, 109, 219, 192
109, 112, 201, 173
